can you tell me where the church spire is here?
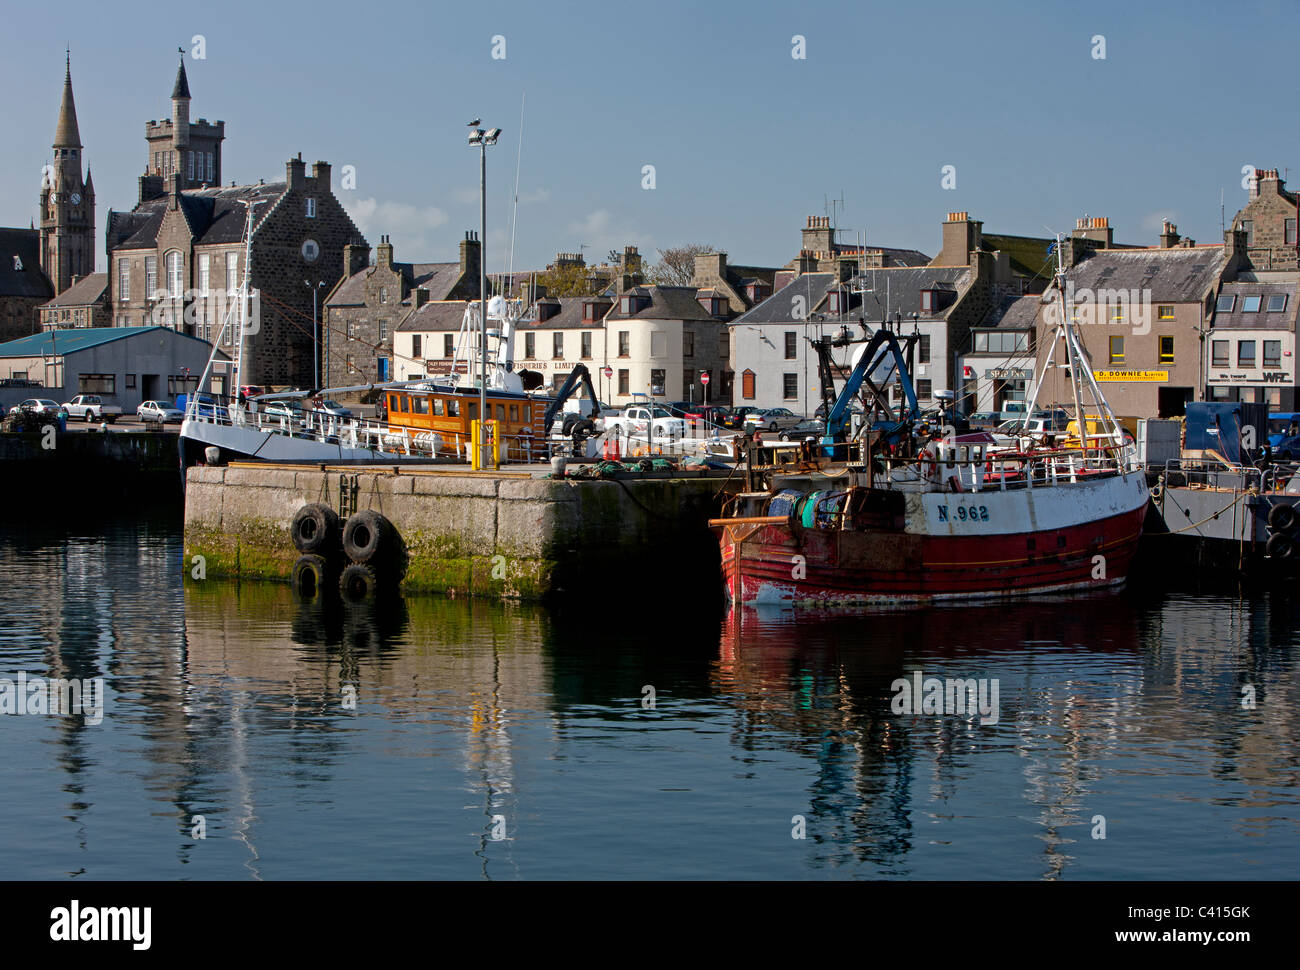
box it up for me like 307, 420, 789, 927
172, 47, 191, 101
54, 50, 82, 149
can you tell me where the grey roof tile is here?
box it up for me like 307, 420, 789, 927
0, 228, 54, 300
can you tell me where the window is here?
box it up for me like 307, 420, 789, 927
784, 331, 797, 359
1264, 340, 1282, 368
226, 253, 238, 293
1211, 340, 1229, 367
1243, 295, 1261, 313
146, 257, 158, 298
187, 152, 195, 181
683, 369, 694, 393
379, 318, 387, 341
783, 373, 798, 399
1158, 305, 1174, 320
347, 354, 356, 374
972, 331, 1030, 354
1238, 340, 1256, 366
347, 319, 356, 339
741, 369, 755, 400
581, 332, 592, 359
1288, 220, 1297, 246
447, 398, 460, 416
1159, 336, 1174, 364
432, 397, 444, 416
166, 374, 198, 396
166, 250, 183, 297
920, 290, 934, 313
649, 368, 665, 393
919, 334, 931, 364
199, 254, 210, 296
618, 331, 630, 357
1110, 305, 1124, 324
411, 396, 429, 415
509, 404, 519, 422
719, 330, 729, 358
683, 331, 695, 358
916, 379, 932, 400
1268, 294, 1288, 312
618, 369, 629, 396
118, 260, 130, 302
379, 288, 387, 304
306, 198, 317, 219
524, 332, 535, 359
79, 374, 115, 394
1109, 336, 1124, 364
1216, 293, 1235, 313
411, 335, 422, 358
553, 332, 564, 359
1242, 220, 1253, 245
444, 334, 454, 357
1208, 385, 1232, 401
207, 153, 214, 182
126, 374, 136, 389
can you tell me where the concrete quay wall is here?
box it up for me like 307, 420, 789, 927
183, 464, 729, 600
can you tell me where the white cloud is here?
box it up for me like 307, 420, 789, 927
346, 197, 450, 257
563, 210, 653, 266
1140, 210, 1179, 233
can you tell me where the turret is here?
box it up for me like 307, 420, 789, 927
171, 50, 191, 149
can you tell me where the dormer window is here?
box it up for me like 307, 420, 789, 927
920, 290, 935, 313
584, 302, 595, 321
621, 295, 632, 314
306, 197, 317, 219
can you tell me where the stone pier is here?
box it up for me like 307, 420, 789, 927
183, 463, 734, 600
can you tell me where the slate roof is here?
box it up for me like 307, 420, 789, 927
1213, 280, 1298, 331
851, 266, 971, 322
327, 260, 462, 307
0, 325, 215, 357
0, 228, 54, 300
1066, 247, 1226, 303
40, 272, 107, 308
977, 293, 1043, 330
396, 301, 468, 333
517, 297, 603, 330
605, 285, 717, 322
172, 60, 191, 100
106, 182, 288, 252
731, 273, 836, 325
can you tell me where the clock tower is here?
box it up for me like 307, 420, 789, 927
39, 52, 95, 295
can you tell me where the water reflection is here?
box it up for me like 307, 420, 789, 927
1, 513, 1296, 879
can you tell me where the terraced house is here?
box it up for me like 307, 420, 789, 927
323, 233, 482, 386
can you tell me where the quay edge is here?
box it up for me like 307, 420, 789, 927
183, 463, 733, 600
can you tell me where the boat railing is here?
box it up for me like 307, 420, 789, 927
1160, 457, 1289, 493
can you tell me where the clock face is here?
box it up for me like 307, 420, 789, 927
301, 239, 320, 263
70, 193, 81, 205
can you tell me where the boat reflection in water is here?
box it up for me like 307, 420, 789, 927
5, 503, 1293, 880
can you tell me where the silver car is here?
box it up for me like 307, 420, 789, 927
137, 400, 184, 423
744, 407, 804, 432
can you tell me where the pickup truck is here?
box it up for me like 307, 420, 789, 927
63, 394, 122, 423
599, 405, 687, 440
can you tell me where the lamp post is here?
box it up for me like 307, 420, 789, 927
468, 120, 501, 465
305, 279, 326, 389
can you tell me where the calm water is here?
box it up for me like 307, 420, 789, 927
0, 511, 1296, 880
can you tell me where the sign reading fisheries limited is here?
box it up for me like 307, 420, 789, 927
1093, 370, 1169, 383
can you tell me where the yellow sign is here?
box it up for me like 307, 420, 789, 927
1092, 370, 1168, 382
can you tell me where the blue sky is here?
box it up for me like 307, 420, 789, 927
3, 0, 1297, 275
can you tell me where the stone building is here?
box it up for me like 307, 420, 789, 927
39, 55, 95, 295
104, 62, 365, 388
601, 285, 729, 405
0, 228, 53, 342
1205, 271, 1300, 410
690, 251, 779, 316
1231, 168, 1299, 271
322, 232, 482, 386
38, 273, 110, 330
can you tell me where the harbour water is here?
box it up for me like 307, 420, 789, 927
1, 509, 1296, 880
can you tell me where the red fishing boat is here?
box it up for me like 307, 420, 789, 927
711, 238, 1149, 607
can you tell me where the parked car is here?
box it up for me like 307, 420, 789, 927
18, 398, 64, 416
965, 411, 1000, 429
778, 418, 826, 442
744, 407, 804, 432
63, 394, 122, 423
316, 399, 353, 418
695, 405, 734, 428
600, 405, 686, 439
665, 400, 705, 420
137, 400, 185, 424
263, 401, 302, 423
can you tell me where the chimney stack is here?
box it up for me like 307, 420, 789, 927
1159, 220, 1181, 249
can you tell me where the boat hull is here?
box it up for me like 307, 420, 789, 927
717, 471, 1150, 607
181, 419, 403, 463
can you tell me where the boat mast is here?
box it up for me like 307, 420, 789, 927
234, 198, 258, 398
1055, 235, 1089, 457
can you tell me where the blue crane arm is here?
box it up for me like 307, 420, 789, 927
543, 364, 600, 436
823, 330, 920, 448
